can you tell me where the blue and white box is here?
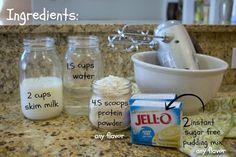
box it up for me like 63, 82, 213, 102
130, 99, 182, 148
129, 94, 176, 105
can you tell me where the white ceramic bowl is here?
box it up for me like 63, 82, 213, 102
131, 51, 228, 114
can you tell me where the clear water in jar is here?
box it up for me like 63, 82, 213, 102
63, 55, 101, 116
63, 36, 103, 116
63, 82, 92, 116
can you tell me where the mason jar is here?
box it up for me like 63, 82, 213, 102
89, 76, 131, 131
63, 36, 104, 116
19, 37, 63, 120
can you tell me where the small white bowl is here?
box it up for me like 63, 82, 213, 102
131, 51, 228, 114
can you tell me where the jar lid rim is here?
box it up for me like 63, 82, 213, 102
23, 37, 55, 46
92, 80, 131, 91
68, 35, 98, 41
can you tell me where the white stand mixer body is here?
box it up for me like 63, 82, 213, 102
154, 21, 199, 70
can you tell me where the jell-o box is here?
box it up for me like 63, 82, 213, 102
130, 99, 182, 148
129, 94, 176, 105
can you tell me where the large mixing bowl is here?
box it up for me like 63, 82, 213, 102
131, 51, 228, 114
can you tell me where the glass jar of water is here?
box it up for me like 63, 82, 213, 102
63, 36, 103, 116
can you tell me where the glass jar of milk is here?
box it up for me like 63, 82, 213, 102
63, 36, 103, 116
19, 37, 63, 120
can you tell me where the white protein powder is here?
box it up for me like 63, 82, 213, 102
89, 75, 131, 130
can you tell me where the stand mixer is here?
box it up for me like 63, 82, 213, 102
108, 20, 199, 70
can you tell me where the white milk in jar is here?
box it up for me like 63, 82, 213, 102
19, 37, 63, 120
20, 77, 63, 120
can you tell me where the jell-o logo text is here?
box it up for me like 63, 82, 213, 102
135, 113, 172, 125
